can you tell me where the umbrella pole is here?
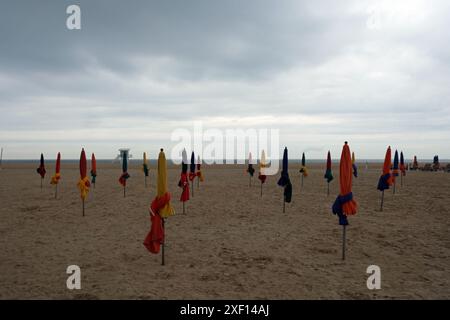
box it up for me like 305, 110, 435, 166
145, 176, 147, 188
40, 177, 43, 190
342, 225, 346, 260
283, 197, 285, 213
55, 184, 58, 199
401, 174, 403, 187
161, 218, 165, 266
301, 175, 304, 188
93, 182, 95, 189
82, 199, 85, 217
327, 182, 330, 196
183, 201, 185, 214
191, 181, 194, 197
380, 190, 384, 212
393, 181, 396, 194
260, 182, 263, 197
124, 186, 126, 198
197, 177, 199, 189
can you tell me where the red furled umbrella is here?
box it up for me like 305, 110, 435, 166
178, 149, 189, 214
377, 146, 393, 211
50, 152, 61, 198
189, 151, 196, 197
332, 142, 357, 260
36, 153, 46, 189
196, 155, 204, 189
118, 150, 130, 197
77, 148, 90, 216
91, 153, 97, 188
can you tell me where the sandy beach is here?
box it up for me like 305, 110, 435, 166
0, 161, 449, 299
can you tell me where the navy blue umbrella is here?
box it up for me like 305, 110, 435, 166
277, 147, 292, 212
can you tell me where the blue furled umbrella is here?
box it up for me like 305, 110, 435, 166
393, 150, 399, 194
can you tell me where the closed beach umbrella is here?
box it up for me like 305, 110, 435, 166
299, 152, 308, 187
143, 152, 149, 188
392, 150, 399, 194
433, 155, 440, 171
277, 147, 292, 213
119, 150, 130, 197
332, 142, 357, 260
77, 148, 90, 216
189, 151, 196, 196
144, 148, 174, 265
258, 149, 267, 197
196, 155, 204, 188
413, 156, 418, 170
91, 153, 97, 187
50, 152, 61, 198
352, 152, 358, 178
247, 152, 255, 186
377, 146, 393, 211
36, 153, 46, 189
324, 151, 334, 196
178, 148, 190, 213
400, 151, 406, 186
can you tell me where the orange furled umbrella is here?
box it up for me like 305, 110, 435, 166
50, 152, 61, 199
332, 142, 357, 260
377, 146, 393, 211
77, 148, 90, 216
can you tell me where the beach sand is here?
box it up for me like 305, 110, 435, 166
0, 161, 449, 299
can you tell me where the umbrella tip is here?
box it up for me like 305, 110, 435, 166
160, 148, 163, 152
344, 141, 348, 145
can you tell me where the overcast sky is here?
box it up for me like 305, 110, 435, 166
1, 0, 449, 160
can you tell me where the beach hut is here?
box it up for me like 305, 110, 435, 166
332, 142, 357, 260
144, 148, 174, 265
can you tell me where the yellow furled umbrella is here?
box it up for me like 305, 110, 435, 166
156, 149, 174, 219
143, 149, 174, 265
